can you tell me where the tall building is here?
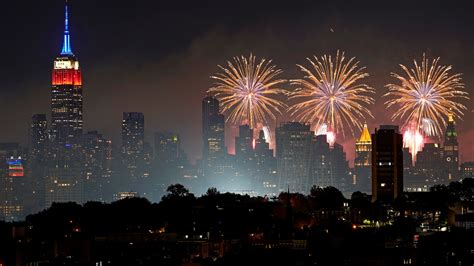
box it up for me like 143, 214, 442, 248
310, 135, 349, 192
121, 112, 145, 181
202, 96, 225, 159
51, 4, 83, 144
443, 112, 459, 181
155, 132, 182, 165
44, 3, 84, 207
235, 125, 253, 159
354, 124, 372, 192
371, 125, 403, 203
28, 114, 48, 213
80, 131, 113, 202
254, 130, 278, 195
0, 143, 26, 221
44, 143, 84, 207
30, 114, 48, 156
154, 131, 190, 192
201, 96, 225, 176
460, 162, 474, 179
276, 122, 313, 193
415, 143, 443, 183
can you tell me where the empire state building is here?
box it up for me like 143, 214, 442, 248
51, 3, 83, 144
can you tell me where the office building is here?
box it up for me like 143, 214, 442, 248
371, 125, 403, 203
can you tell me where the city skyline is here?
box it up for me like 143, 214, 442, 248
1, 0, 473, 166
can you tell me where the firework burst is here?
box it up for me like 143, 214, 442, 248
384, 54, 469, 137
207, 54, 287, 130
289, 51, 375, 136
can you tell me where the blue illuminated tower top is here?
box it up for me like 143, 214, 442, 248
60, 3, 73, 56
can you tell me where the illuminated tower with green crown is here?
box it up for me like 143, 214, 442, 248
443, 112, 459, 181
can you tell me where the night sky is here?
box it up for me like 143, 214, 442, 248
1, 0, 473, 164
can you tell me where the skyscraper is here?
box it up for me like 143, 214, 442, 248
201, 96, 225, 176
44, 3, 84, 207
80, 131, 113, 202
30, 114, 48, 156
415, 143, 443, 183
371, 125, 403, 203
44, 144, 84, 207
310, 135, 349, 192
276, 122, 313, 193
121, 112, 145, 181
154, 132, 182, 165
354, 124, 372, 192
202, 96, 225, 158
0, 143, 26, 221
28, 114, 48, 212
154, 131, 188, 187
443, 112, 459, 181
235, 125, 253, 160
51, 4, 83, 144
254, 130, 277, 195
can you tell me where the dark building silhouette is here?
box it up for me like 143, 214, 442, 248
310, 135, 349, 192
155, 132, 181, 164
0, 143, 26, 221
254, 130, 278, 196
276, 122, 313, 193
121, 112, 145, 180
154, 131, 191, 194
30, 114, 48, 156
202, 96, 225, 158
415, 143, 443, 183
44, 143, 84, 206
443, 113, 459, 181
201, 96, 225, 177
460, 162, 474, 179
235, 125, 253, 159
80, 131, 112, 202
354, 124, 372, 192
50, 4, 83, 144
371, 125, 403, 203
28, 114, 48, 213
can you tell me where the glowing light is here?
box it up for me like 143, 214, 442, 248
315, 123, 336, 146
262, 126, 271, 143
289, 51, 375, 137
326, 131, 336, 146
385, 54, 469, 138
7, 158, 24, 177
208, 54, 287, 130
403, 129, 424, 162
52, 68, 82, 86
61, 4, 73, 56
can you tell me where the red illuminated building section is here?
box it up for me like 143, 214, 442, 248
52, 66, 82, 86
7, 159, 24, 177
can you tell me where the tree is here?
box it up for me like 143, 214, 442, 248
309, 186, 345, 210
205, 187, 220, 197
162, 184, 194, 200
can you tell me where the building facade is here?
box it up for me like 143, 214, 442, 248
51, 5, 83, 144
371, 125, 403, 203
354, 124, 372, 193
276, 122, 313, 193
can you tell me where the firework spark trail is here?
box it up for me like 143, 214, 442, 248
207, 54, 287, 130
289, 51, 375, 137
384, 54, 469, 137
385, 54, 469, 161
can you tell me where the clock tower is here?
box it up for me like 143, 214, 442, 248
443, 112, 459, 181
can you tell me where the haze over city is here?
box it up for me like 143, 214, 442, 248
1, 0, 473, 164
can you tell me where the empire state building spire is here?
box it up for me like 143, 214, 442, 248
61, 2, 73, 55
